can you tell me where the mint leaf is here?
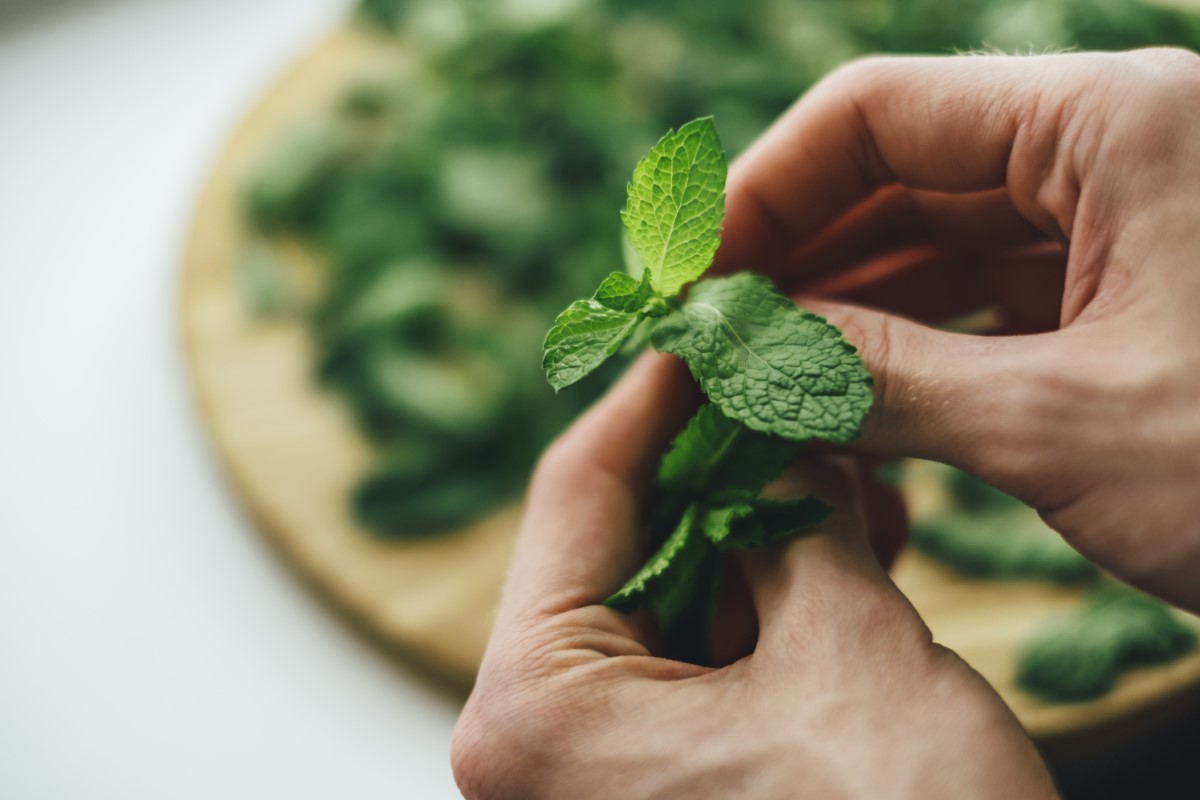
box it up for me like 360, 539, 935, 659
657, 545, 721, 664
593, 271, 651, 313
700, 491, 829, 550
621, 230, 644, 282
605, 504, 708, 620
657, 404, 799, 495
621, 117, 726, 298
652, 272, 873, 442
542, 299, 641, 391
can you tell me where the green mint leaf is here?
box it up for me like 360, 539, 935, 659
700, 491, 829, 551
651, 272, 873, 442
1016, 584, 1197, 703
621, 116, 726, 298
911, 510, 1097, 584
605, 504, 708, 618
593, 271, 651, 313
657, 404, 799, 495
621, 230, 644, 282
542, 299, 641, 391
657, 546, 721, 664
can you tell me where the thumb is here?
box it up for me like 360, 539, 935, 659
800, 299, 1055, 492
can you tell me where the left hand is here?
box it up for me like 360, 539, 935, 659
450, 355, 1056, 799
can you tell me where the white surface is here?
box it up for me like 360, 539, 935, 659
0, 1, 463, 797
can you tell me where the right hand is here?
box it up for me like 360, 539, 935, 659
714, 49, 1200, 611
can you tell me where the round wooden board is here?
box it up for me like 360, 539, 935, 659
180, 25, 1200, 745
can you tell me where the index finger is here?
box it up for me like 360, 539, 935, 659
714, 52, 1103, 278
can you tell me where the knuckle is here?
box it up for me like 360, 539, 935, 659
1099, 49, 1200, 157
451, 688, 550, 800
1135, 47, 1200, 105
827, 54, 902, 91
451, 708, 510, 799
819, 57, 901, 184
1130, 45, 1200, 76
450, 709, 496, 799
530, 433, 586, 495
859, 312, 896, 411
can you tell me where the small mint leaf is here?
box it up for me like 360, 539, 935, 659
651, 272, 873, 442
593, 271, 651, 314
605, 504, 708, 617
542, 299, 641, 391
700, 492, 830, 551
621, 117, 726, 298
657, 404, 799, 495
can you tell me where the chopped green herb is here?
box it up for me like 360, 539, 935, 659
1017, 584, 1197, 703
911, 467, 1096, 584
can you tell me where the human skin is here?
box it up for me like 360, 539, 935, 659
718, 48, 1200, 613
452, 356, 1057, 799
453, 49, 1200, 797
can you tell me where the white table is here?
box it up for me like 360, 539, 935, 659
0, 1, 462, 797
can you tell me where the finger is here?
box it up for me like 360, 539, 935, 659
980, 243, 1067, 334
499, 353, 699, 623
709, 558, 758, 667
797, 298, 1057, 485
713, 53, 1105, 277
802, 241, 1067, 329
805, 244, 990, 323
778, 187, 1047, 290
858, 462, 909, 570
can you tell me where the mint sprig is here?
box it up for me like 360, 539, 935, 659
540, 116, 874, 662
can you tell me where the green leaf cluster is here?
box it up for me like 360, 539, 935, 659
541, 119, 871, 660
542, 118, 873, 443
604, 405, 831, 658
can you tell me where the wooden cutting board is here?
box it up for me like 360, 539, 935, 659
179, 25, 1200, 753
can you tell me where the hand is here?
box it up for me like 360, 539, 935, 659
715, 49, 1200, 611
451, 356, 1056, 799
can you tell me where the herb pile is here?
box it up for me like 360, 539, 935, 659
240, 0, 1200, 539
541, 117, 872, 660
911, 466, 1098, 584
1016, 584, 1196, 703
909, 465, 1197, 702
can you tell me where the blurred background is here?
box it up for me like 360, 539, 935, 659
2, 0, 1199, 797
